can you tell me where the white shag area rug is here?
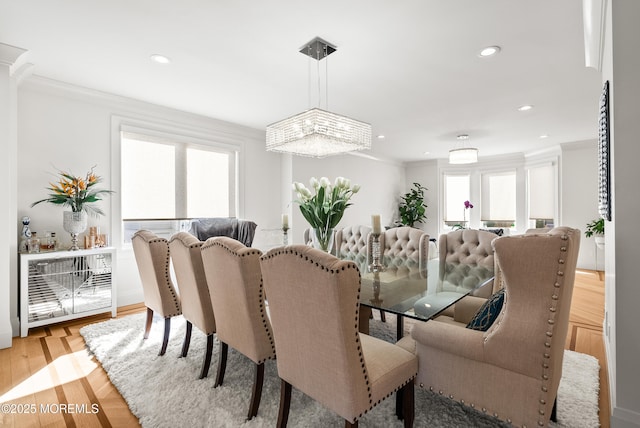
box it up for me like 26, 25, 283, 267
80, 313, 600, 428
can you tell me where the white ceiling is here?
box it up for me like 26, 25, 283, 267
1, 0, 602, 163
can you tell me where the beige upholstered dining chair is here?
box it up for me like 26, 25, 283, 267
375, 226, 430, 272
437, 229, 497, 297
200, 237, 275, 421
334, 225, 371, 263
131, 230, 182, 356
168, 232, 216, 379
399, 227, 580, 427
260, 245, 418, 428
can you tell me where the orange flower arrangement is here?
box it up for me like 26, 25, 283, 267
31, 167, 113, 216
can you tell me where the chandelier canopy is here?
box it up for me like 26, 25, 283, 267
266, 37, 372, 158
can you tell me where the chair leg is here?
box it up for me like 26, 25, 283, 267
345, 420, 358, 428
276, 379, 292, 428
247, 362, 265, 420
143, 307, 153, 339
551, 397, 557, 422
396, 379, 415, 422
199, 334, 214, 379
181, 321, 192, 358
159, 317, 171, 356
214, 342, 228, 387
402, 380, 415, 428
379, 310, 386, 322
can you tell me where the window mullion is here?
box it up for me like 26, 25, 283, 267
175, 144, 187, 218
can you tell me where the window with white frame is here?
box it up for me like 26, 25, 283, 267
121, 132, 237, 242
444, 174, 471, 227
527, 164, 556, 229
481, 170, 516, 228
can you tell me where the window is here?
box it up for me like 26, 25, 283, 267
481, 171, 516, 228
527, 164, 555, 228
444, 174, 470, 226
121, 132, 237, 242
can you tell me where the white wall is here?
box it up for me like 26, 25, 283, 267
289, 154, 406, 244
602, 1, 640, 426
560, 141, 601, 270
15, 77, 281, 331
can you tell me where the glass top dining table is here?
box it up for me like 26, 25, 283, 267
357, 258, 494, 340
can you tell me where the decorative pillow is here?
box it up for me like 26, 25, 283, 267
466, 288, 505, 331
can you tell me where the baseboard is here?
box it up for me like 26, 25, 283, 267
611, 406, 640, 427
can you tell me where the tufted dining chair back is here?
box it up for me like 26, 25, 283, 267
260, 245, 418, 427
375, 227, 430, 276
168, 232, 216, 378
131, 229, 182, 356
438, 229, 498, 298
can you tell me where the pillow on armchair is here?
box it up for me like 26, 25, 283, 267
465, 288, 505, 331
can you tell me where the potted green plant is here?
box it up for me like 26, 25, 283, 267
398, 182, 428, 227
585, 218, 605, 249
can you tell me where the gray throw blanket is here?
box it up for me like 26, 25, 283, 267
189, 218, 257, 247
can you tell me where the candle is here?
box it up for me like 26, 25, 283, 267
371, 214, 381, 234
282, 214, 289, 229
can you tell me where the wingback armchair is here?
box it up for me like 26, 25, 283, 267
400, 227, 580, 427
437, 229, 497, 298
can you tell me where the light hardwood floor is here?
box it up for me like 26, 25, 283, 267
0, 269, 609, 427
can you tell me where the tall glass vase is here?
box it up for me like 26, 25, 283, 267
311, 227, 335, 253
63, 211, 88, 250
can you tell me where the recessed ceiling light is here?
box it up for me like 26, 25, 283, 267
479, 46, 501, 57
150, 54, 171, 64
540, 134, 549, 139
423, 151, 430, 156
456, 134, 470, 140
377, 135, 385, 139
518, 105, 534, 112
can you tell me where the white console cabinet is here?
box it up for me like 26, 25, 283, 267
20, 247, 117, 337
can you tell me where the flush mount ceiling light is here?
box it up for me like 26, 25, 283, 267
479, 46, 501, 57
266, 37, 372, 158
518, 104, 534, 111
449, 134, 478, 164
150, 54, 171, 64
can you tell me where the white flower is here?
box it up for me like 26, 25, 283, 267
319, 177, 330, 188
310, 177, 319, 189
352, 184, 361, 193
343, 178, 351, 189
334, 177, 345, 188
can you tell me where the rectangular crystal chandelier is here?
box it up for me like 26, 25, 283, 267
266, 37, 372, 158
266, 107, 371, 158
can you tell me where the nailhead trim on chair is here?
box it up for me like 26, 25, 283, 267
203, 239, 276, 362
417, 230, 577, 428
151, 237, 181, 316
263, 245, 417, 425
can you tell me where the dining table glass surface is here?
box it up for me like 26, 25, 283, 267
357, 257, 494, 338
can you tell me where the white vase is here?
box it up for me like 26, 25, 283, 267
594, 235, 605, 249
63, 211, 88, 250
311, 227, 335, 253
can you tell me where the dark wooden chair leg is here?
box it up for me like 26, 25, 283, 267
402, 380, 415, 428
199, 334, 214, 379
158, 317, 171, 356
276, 379, 292, 428
345, 420, 358, 427
379, 310, 386, 322
180, 321, 192, 358
214, 342, 228, 387
143, 307, 153, 339
551, 397, 557, 422
247, 362, 265, 420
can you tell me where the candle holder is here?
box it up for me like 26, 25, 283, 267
368, 232, 385, 272
282, 227, 289, 245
